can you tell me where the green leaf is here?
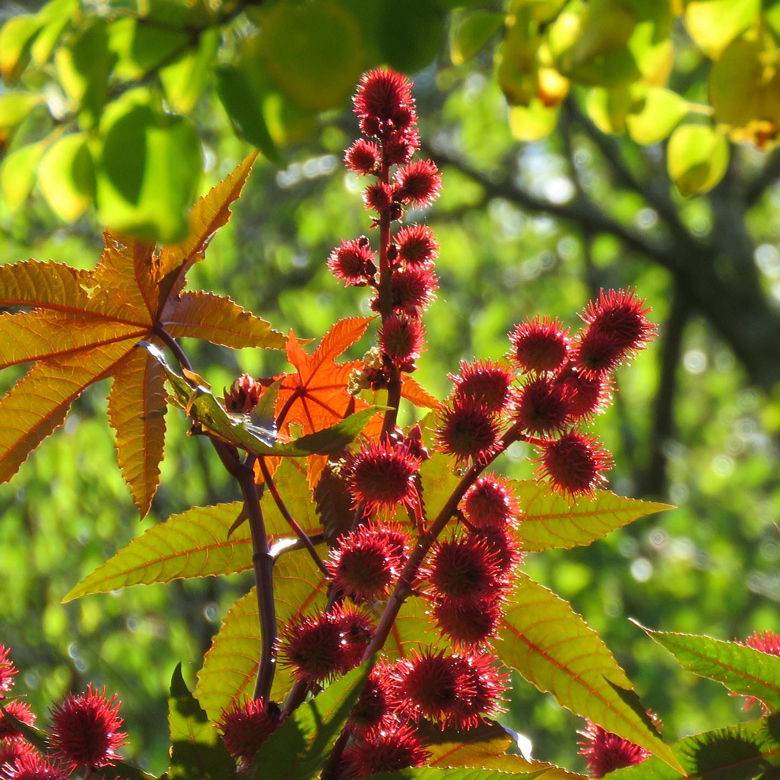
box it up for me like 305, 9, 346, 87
386, 595, 448, 659
96, 90, 202, 243
371, 768, 581, 780
419, 451, 462, 525
509, 99, 560, 141
684, 0, 760, 58
496, 573, 683, 773
0, 93, 43, 134
107, 17, 190, 81
215, 65, 283, 165
62, 502, 253, 601
38, 132, 96, 222
160, 27, 220, 114
167, 663, 235, 780
143, 341, 382, 457
450, 10, 505, 65
0, 14, 42, 83
610, 712, 780, 780
422, 720, 513, 768
585, 85, 636, 135
255, 0, 365, 112
640, 626, 780, 711
513, 482, 672, 552
378, 0, 447, 73
30, 0, 77, 67
0, 141, 46, 211
625, 87, 688, 145
195, 551, 328, 719
55, 18, 114, 128
667, 124, 729, 195
249, 662, 374, 780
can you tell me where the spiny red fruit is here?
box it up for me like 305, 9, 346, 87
391, 650, 476, 727
394, 224, 439, 266
0, 739, 35, 772
280, 604, 374, 684
347, 663, 395, 737
328, 238, 376, 286
48, 685, 127, 769
510, 316, 570, 374
461, 474, 520, 528
469, 525, 522, 576
428, 536, 501, 605
327, 523, 403, 602
741, 630, 780, 711
345, 139, 381, 175
436, 401, 501, 465
448, 654, 509, 730
341, 725, 428, 779
450, 360, 514, 414
384, 127, 420, 165
394, 159, 442, 208
0, 645, 17, 697
433, 596, 503, 649
387, 266, 438, 316
578, 721, 650, 777
3, 753, 69, 780
555, 365, 611, 421
513, 376, 570, 434
345, 440, 421, 514
379, 314, 425, 367
364, 182, 395, 214
218, 699, 281, 770
536, 431, 613, 498
353, 68, 415, 126
224, 374, 261, 415
0, 700, 35, 740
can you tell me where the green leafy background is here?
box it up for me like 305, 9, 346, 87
2, 0, 780, 775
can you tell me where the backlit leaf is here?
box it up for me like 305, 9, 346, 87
160, 291, 285, 350
107, 17, 189, 81
168, 664, 234, 780
423, 720, 512, 768
625, 86, 688, 145
496, 573, 683, 773
107, 345, 167, 517
372, 768, 583, 780
513, 481, 672, 552
667, 124, 729, 195
386, 595, 448, 660
509, 100, 560, 141
160, 27, 220, 114
0, 14, 42, 83
450, 10, 505, 65
0, 259, 92, 311
401, 373, 441, 409
195, 551, 328, 719
683, 0, 760, 58
641, 627, 780, 710
0, 141, 46, 211
610, 712, 780, 780
0, 93, 42, 136
37, 132, 96, 222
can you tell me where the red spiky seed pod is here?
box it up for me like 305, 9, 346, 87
512, 376, 570, 435
224, 374, 261, 415
218, 699, 281, 770
578, 720, 651, 777
462, 474, 520, 529
394, 160, 442, 208
469, 525, 522, 575
341, 724, 429, 779
345, 139, 381, 175
0, 700, 35, 740
0, 645, 17, 697
436, 401, 501, 466
554, 364, 611, 421
448, 654, 509, 730
48, 685, 127, 770
386, 266, 438, 316
390, 650, 476, 727
433, 596, 503, 649
328, 238, 376, 286
3, 753, 69, 780
327, 523, 403, 602
509, 316, 570, 374
353, 69, 415, 126
395, 224, 439, 266
741, 630, 780, 712
364, 182, 395, 214
0, 739, 35, 772
427, 536, 502, 605
279, 605, 374, 684
347, 663, 396, 737
536, 431, 613, 498
384, 127, 420, 166
379, 314, 425, 367
345, 440, 421, 514
450, 359, 514, 414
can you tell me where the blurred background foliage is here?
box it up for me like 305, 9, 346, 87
2, 0, 780, 773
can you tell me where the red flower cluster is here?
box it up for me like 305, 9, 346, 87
331, 68, 441, 382
578, 720, 652, 777
0, 645, 127, 779
224, 373, 262, 415
218, 699, 281, 771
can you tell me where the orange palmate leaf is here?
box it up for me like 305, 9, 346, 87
275, 316, 374, 435
401, 372, 441, 409
0, 152, 282, 514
